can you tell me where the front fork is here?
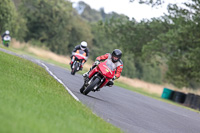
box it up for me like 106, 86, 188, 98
71, 61, 76, 69
84, 73, 104, 91
72, 61, 81, 71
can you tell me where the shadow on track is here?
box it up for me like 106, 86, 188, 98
75, 91, 108, 103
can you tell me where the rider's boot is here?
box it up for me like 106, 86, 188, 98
80, 65, 83, 70
70, 56, 75, 65
83, 71, 89, 78
82, 65, 97, 78
83, 67, 91, 77
70, 61, 73, 65
96, 88, 101, 91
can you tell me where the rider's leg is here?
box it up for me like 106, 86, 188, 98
70, 56, 75, 65
83, 64, 96, 77
80, 60, 85, 70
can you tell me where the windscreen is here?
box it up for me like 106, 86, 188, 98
106, 59, 117, 71
78, 50, 85, 55
73, 50, 87, 60
4, 35, 11, 41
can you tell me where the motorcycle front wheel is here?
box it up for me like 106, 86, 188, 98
71, 63, 79, 75
83, 78, 100, 95
80, 84, 85, 93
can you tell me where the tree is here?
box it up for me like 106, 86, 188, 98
130, 0, 164, 7
143, 0, 200, 88
79, 1, 102, 22
0, 0, 18, 36
67, 10, 93, 53
19, 0, 73, 54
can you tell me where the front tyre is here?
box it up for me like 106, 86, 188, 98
80, 84, 85, 93
71, 63, 78, 75
83, 78, 100, 95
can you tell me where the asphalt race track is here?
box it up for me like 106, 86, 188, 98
1, 48, 200, 133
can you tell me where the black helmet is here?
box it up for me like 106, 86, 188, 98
111, 49, 122, 63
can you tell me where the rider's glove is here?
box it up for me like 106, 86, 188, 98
94, 60, 100, 65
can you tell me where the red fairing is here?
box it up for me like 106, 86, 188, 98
75, 54, 85, 60
88, 66, 98, 79
88, 61, 115, 88
99, 78, 110, 88
98, 62, 115, 79
73, 50, 87, 60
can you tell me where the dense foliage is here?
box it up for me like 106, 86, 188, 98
77, 1, 129, 23
1, 0, 199, 89
0, 0, 26, 40
143, 0, 200, 88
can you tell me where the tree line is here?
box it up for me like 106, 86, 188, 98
1, 0, 200, 89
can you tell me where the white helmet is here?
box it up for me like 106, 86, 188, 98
80, 41, 87, 50
5, 30, 10, 34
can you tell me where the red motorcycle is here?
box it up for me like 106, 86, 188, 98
71, 50, 87, 75
80, 61, 115, 95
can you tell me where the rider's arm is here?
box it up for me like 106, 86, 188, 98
85, 48, 89, 62
115, 64, 123, 79
85, 48, 89, 57
71, 45, 79, 58
96, 53, 109, 61
72, 45, 80, 53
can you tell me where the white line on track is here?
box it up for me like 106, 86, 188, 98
40, 62, 80, 102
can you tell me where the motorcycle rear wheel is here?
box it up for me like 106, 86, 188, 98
83, 78, 100, 95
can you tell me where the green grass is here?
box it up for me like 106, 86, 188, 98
0, 51, 122, 133
1, 45, 71, 70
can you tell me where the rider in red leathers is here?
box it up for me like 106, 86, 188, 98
83, 49, 123, 86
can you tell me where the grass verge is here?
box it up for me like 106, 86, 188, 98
0, 51, 122, 133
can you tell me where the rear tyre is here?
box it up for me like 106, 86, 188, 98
71, 63, 78, 75
83, 78, 100, 95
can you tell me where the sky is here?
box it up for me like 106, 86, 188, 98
69, 0, 186, 21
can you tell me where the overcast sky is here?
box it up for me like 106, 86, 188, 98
69, 0, 186, 21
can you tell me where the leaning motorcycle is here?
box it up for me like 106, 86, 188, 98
71, 50, 87, 75
80, 61, 115, 95
3, 35, 11, 47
